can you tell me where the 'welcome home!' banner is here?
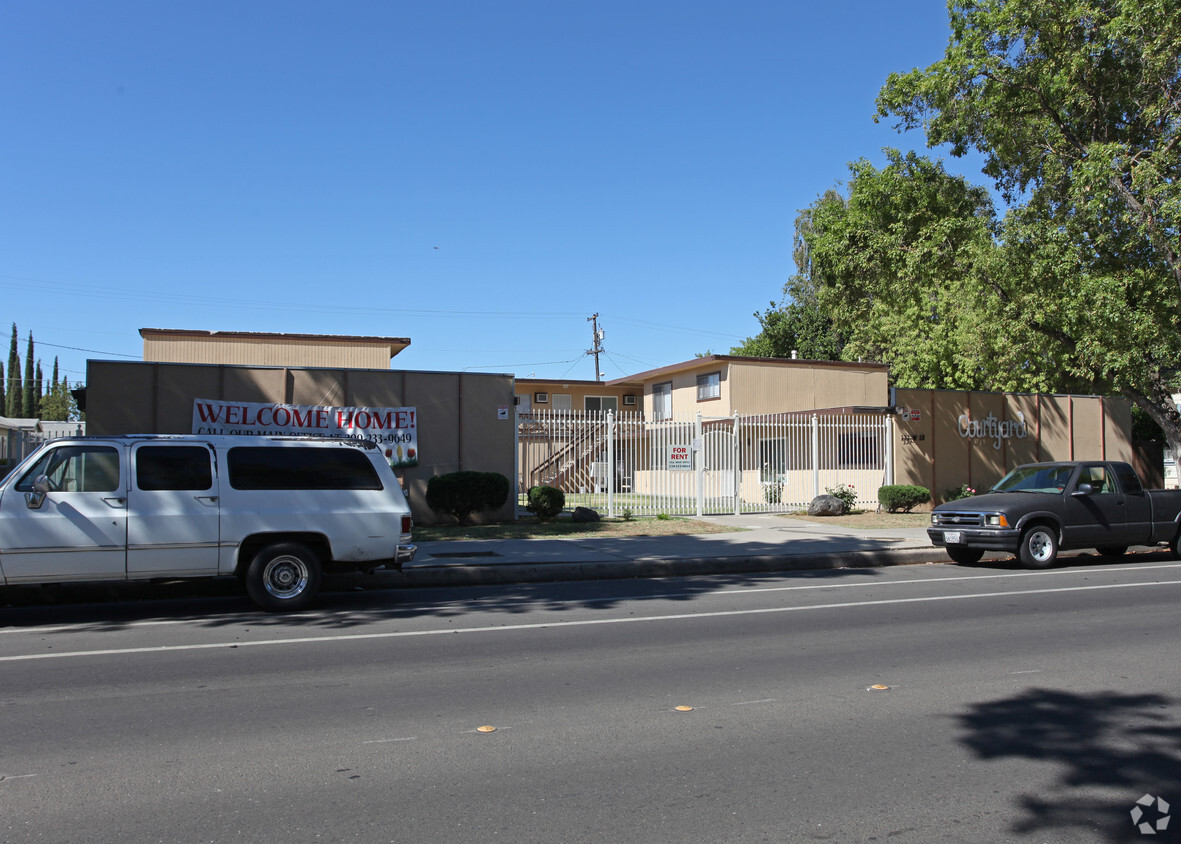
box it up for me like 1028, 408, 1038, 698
192, 398, 418, 467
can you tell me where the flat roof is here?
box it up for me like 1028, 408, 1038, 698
140, 328, 411, 357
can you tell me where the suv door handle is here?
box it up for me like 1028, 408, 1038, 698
195, 495, 219, 503
102, 496, 126, 506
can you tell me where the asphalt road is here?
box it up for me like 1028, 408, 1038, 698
3, 558, 1181, 843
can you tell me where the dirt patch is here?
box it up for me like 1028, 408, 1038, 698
784, 510, 932, 530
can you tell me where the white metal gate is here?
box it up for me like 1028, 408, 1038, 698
517, 409, 894, 518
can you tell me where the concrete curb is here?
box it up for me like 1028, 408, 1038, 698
389, 547, 950, 588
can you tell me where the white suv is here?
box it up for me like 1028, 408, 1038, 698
0, 435, 416, 611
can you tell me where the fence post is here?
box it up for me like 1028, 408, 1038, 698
606, 410, 616, 519
513, 405, 522, 520
884, 414, 895, 489
695, 411, 704, 518
733, 411, 741, 516
811, 413, 821, 500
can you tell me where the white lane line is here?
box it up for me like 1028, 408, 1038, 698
2, 579, 1179, 663
8, 560, 1178, 636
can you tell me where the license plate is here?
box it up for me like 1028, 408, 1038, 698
943, 531, 962, 545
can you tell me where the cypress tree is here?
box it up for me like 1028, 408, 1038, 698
6, 324, 18, 417
34, 360, 43, 418
23, 332, 35, 417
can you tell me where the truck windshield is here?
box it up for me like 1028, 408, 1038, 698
993, 465, 1072, 494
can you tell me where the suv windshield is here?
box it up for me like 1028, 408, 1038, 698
993, 465, 1073, 494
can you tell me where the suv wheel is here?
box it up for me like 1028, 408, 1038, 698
245, 542, 322, 612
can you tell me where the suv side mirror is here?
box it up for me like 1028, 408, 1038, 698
1072, 482, 1094, 497
26, 474, 51, 510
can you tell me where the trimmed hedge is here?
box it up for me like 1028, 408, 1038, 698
425, 471, 510, 523
525, 485, 565, 520
877, 484, 931, 513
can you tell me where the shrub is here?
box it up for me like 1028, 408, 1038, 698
525, 485, 565, 520
825, 483, 858, 511
426, 471, 510, 523
764, 481, 784, 504
944, 483, 977, 502
878, 484, 931, 513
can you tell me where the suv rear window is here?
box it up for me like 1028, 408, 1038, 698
227, 446, 383, 490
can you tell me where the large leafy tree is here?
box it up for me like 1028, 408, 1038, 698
860, 0, 1181, 453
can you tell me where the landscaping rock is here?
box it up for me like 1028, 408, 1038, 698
808, 494, 846, 516
572, 506, 601, 523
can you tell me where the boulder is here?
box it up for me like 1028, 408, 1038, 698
807, 494, 846, 516
572, 506, 601, 523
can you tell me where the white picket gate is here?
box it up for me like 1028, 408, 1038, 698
516, 409, 894, 518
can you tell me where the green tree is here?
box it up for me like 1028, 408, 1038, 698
872, 0, 1181, 457
5, 324, 18, 418
731, 300, 844, 360
40, 359, 77, 422
23, 332, 35, 417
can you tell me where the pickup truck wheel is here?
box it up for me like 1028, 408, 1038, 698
946, 547, 984, 565
244, 542, 322, 612
1019, 525, 1058, 569
1096, 546, 1127, 558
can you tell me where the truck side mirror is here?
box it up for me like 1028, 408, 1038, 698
1072, 482, 1094, 497
25, 474, 51, 510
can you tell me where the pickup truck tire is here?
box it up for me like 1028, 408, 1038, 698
1019, 525, 1058, 568
1096, 546, 1127, 558
946, 547, 984, 565
244, 542, 323, 612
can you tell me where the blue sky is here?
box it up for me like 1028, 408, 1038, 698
0, 0, 984, 388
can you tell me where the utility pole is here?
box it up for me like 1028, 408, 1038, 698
587, 313, 605, 382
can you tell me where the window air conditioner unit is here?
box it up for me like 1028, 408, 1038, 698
623, 395, 637, 406
534, 392, 549, 403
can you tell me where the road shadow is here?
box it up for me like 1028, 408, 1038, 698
956, 687, 1181, 841
0, 553, 889, 632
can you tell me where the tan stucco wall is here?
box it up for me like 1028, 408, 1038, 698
87, 361, 516, 524
727, 360, 889, 414
893, 388, 1134, 502
143, 335, 398, 369
515, 380, 642, 413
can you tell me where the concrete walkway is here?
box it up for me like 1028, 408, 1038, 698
393, 514, 947, 588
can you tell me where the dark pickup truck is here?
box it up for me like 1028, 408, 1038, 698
928, 461, 1181, 567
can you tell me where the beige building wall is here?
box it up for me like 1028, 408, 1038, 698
515, 379, 642, 413
141, 329, 410, 370
87, 361, 515, 524
727, 359, 889, 414
893, 388, 1134, 502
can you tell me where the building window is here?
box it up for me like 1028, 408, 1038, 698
552, 394, 572, 411
651, 382, 672, 420
697, 372, 721, 401
585, 396, 619, 413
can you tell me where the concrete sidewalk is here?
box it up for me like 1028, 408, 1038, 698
390, 514, 946, 588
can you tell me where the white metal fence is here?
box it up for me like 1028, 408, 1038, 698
517, 409, 894, 518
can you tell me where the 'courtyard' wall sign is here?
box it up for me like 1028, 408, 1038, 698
958, 411, 1028, 450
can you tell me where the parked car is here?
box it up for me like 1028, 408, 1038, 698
0, 435, 416, 611
928, 461, 1181, 567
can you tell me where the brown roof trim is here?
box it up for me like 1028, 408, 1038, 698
515, 377, 644, 389
140, 328, 411, 356
608, 354, 888, 385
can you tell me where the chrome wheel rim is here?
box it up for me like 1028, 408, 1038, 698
263, 555, 309, 599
